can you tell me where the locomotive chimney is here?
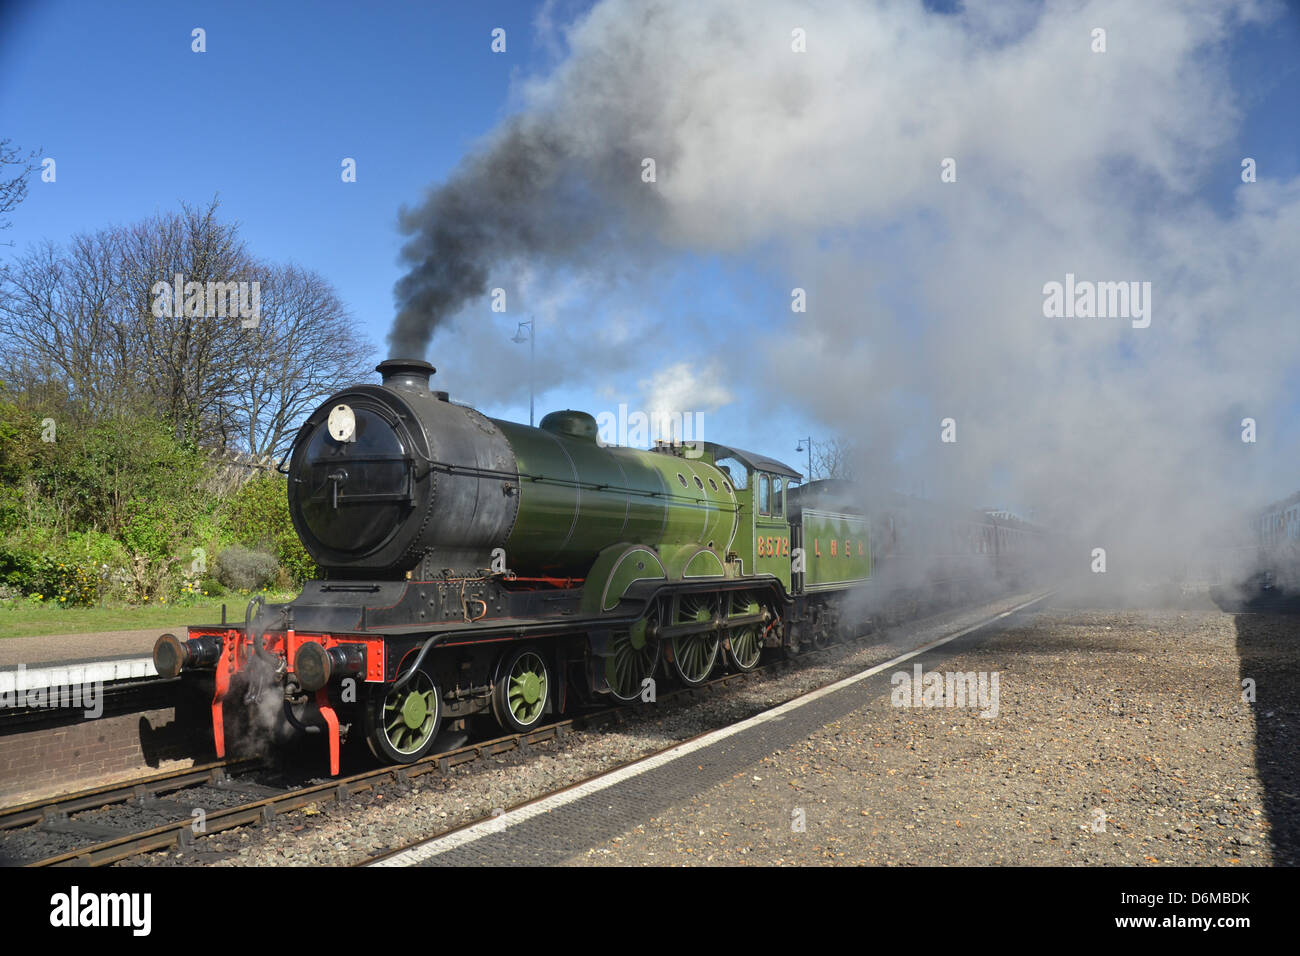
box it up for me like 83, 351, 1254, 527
376, 359, 435, 391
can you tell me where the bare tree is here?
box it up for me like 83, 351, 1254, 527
232, 262, 373, 457
814, 437, 857, 481
0, 198, 372, 451
120, 198, 258, 444
0, 139, 41, 243
0, 233, 140, 421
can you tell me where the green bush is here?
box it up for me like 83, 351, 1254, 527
43, 558, 101, 606
64, 529, 130, 569
0, 391, 42, 482
223, 474, 316, 584
214, 544, 278, 591
0, 542, 39, 592
0, 544, 101, 606
0, 397, 314, 603
22, 416, 204, 532
197, 573, 225, 596
0, 396, 46, 535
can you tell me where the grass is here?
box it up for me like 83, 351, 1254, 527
0, 591, 299, 639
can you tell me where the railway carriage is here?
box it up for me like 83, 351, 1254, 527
155, 359, 1050, 773
1252, 492, 1300, 591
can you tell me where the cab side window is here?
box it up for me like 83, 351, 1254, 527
774, 477, 784, 517
714, 456, 747, 490
758, 474, 771, 516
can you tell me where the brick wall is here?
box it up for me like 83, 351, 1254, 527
0, 707, 207, 804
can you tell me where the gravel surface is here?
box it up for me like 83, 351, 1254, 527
119, 591, 1041, 866
572, 602, 1291, 865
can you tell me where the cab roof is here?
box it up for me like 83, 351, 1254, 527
698, 441, 802, 480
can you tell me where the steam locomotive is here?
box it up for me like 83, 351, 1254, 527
154, 360, 1048, 773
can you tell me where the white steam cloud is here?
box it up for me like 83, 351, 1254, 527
397, 0, 1300, 585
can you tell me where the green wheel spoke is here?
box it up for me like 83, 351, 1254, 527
672, 632, 718, 684
670, 594, 721, 684
377, 672, 438, 754
728, 624, 761, 669
496, 651, 550, 726
723, 592, 764, 671
606, 621, 658, 701
366, 666, 442, 763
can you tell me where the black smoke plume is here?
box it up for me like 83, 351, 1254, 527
389, 115, 659, 358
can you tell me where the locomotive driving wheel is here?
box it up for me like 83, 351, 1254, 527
724, 591, 764, 672
669, 592, 720, 686
492, 645, 551, 732
606, 610, 661, 702
364, 663, 442, 763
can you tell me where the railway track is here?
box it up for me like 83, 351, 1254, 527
1, 666, 779, 866
0, 590, 1045, 867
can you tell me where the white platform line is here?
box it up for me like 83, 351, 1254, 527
370, 591, 1052, 867
0, 658, 158, 695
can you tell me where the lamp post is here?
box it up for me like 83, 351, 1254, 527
511, 318, 535, 427
795, 436, 814, 482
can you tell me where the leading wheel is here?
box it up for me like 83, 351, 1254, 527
492, 645, 551, 732
364, 664, 442, 764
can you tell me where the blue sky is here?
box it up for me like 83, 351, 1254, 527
3, 0, 1299, 515
1, 2, 588, 422
0, 0, 822, 465
0, 0, 542, 342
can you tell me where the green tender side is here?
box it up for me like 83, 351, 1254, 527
494, 419, 737, 576
800, 508, 871, 591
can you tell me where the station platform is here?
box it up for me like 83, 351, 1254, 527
373, 594, 1050, 867
0, 628, 173, 694
0, 626, 204, 803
